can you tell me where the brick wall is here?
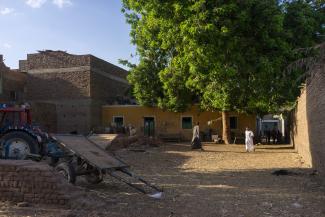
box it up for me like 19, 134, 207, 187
0, 59, 26, 103
28, 99, 93, 134
30, 102, 57, 133
25, 51, 90, 70
90, 71, 129, 101
90, 55, 128, 79
25, 70, 91, 101
55, 99, 92, 133
0, 160, 69, 205
89, 55, 129, 102
20, 51, 129, 133
23, 51, 129, 102
291, 48, 325, 181
23, 52, 93, 133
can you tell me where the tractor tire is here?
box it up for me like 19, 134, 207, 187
55, 162, 76, 184
85, 169, 103, 184
46, 156, 60, 167
0, 131, 39, 160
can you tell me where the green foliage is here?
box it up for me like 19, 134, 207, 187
283, 0, 324, 48
121, 0, 324, 114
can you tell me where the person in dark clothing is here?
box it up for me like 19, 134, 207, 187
264, 126, 271, 144
276, 130, 282, 144
271, 127, 277, 144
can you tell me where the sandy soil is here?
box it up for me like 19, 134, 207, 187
1, 143, 325, 217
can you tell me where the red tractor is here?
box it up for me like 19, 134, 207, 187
0, 105, 48, 159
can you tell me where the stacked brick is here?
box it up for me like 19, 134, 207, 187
0, 160, 70, 206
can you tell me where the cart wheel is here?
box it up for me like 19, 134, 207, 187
85, 169, 103, 184
55, 162, 76, 184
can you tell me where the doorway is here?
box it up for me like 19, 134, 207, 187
144, 117, 155, 137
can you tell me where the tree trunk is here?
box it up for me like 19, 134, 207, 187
222, 111, 231, 144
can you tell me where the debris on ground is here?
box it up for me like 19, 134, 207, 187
292, 202, 303, 208
128, 136, 163, 149
128, 148, 146, 152
16, 202, 29, 207
89, 134, 163, 151
272, 169, 299, 176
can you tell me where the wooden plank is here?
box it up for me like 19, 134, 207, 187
53, 134, 128, 170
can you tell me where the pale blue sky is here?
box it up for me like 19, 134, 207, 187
0, 0, 136, 69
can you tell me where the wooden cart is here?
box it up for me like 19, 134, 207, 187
52, 134, 162, 198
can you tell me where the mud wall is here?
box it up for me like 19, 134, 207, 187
102, 105, 256, 141
0, 160, 69, 205
291, 51, 325, 180
291, 88, 313, 166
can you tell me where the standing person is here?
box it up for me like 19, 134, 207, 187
263, 126, 270, 144
271, 127, 277, 144
266, 128, 271, 144
191, 122, 203, 150
276, 130, 282, 144
245, 127, 255, 152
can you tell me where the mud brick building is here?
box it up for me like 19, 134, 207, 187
0, 55, 26, 103
18, 50, 129, 133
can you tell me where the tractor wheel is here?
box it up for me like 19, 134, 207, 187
55, 162, 76, 184
85, 168, 103, 184
47, 156, 60, 166
1, 131, 39, 160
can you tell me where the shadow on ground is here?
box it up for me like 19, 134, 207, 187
74, 143, 325, 217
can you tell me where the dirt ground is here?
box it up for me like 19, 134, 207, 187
1, 143, 325, 217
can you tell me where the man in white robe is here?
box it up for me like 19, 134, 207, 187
245, 127, 255, 152
191, 122, 203, 150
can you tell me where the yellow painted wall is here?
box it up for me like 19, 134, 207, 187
102, 105, 256, 141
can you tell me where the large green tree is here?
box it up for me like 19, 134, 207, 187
121, 0, 324, 144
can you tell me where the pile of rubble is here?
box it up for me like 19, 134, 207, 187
107, 136, 163, 151
88, 134, 162, 152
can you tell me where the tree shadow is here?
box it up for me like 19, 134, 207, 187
256, 146, 295, 150
75, 143, 325, 217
